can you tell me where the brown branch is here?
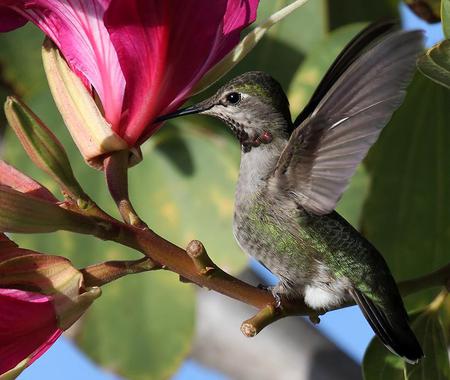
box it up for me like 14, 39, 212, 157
113, 223, 276, 309
241, 304, 283, 337
81, 257, 159, 287
76, 213, 450, 337
186, 240, 217, 276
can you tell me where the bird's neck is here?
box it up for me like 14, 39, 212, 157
235, 136, 287, 205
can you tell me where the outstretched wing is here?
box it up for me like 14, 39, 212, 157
294, 20, 397, 128
271, 27, 423, 215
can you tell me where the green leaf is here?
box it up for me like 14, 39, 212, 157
362, 74, 450, 310
363, 307, 450, 380
405, 311, 450, 380
417, 40, 450, 89
443, 0, 450, 38
363, 336, 405, 380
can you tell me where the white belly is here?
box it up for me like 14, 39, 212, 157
303, 277, 351, 310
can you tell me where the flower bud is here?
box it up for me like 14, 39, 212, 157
42, 38, 129, 169
4, 96, 87, 200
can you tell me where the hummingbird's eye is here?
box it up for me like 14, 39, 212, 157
226, 92, 241, 104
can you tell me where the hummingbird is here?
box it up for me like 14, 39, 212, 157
157, 21, 424, 363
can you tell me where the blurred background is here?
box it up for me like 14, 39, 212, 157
0, 1, 448, 379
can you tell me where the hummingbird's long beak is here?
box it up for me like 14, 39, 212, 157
155, 101, 212, 123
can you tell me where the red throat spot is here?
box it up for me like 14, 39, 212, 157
260, 131, 273, 144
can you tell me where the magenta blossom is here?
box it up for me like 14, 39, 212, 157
0, 0, 259, 165
0, 232, 101, 378
0, 288, 63, 377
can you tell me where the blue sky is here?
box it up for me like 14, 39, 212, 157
18, 4, 445, 380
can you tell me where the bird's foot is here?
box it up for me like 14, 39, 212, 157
308, 313, 321, 325
257, 283, 271, 291
272, 290, 282, 309
257, 283, 282, 309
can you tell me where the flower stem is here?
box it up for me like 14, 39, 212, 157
104, 150, 147, 228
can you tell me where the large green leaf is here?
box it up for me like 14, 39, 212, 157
362, 74, 450, 310
363, 337, 404, 380
417, 39, 450, 89
405, 311, 450, 380
288, 23, 370, 227
363, 306, 450, 380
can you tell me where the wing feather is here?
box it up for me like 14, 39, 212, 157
294, 20, 397, 127
272, 26, 423, 214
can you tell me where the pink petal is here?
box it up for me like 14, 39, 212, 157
0, 288, 62, 375
0, 6, 27, 32
222, 0, 260, 58
0, 160, 57, 202
5, 0, 125, 130
105, 0, 259, 145
0, 233, 30, 262
0, 233, 18, 250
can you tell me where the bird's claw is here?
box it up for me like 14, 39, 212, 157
257, 283, 271, 291
272, 291, 282, 309
308, 313, 321, 325
257, 284, 282, 309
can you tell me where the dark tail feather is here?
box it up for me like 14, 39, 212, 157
350, 289, 424, 364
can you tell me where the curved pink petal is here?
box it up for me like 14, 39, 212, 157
0, 233, 18, 250
4, 0, 125, 130
0, 288, 62, 375
105, 0, 259, 146
0, 6, 27, 32
0, 160, 58, 202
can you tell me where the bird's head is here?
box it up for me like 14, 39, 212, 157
157, 71, 293, 152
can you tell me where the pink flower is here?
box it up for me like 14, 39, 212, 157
0, 289, 62, 377
0, 233, 100, 378
0, 0, 259, 165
